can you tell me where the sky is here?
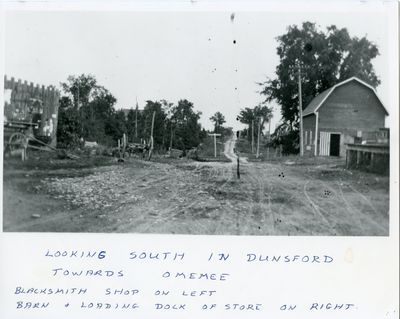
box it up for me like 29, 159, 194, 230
3, 4, 393, 131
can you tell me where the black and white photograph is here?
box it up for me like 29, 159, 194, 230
0, 2, 398, 318
2, 7, 391, 236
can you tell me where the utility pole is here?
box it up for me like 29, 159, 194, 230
122, 133, 127, 158
77, 84, 80, 109
118, 139, 121, 158
208, 133, 221, 158
268, 118, 271, 136
267, 118, 271, 160
256, 118, 261, 159
237, 154, 240, 179
148, 111, 156, 160
135, 98, 138, 139
298, 60, 304, 157
251, 119, 254, 153
169, 120, 174, 151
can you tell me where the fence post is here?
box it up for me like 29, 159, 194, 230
122, 133, 127, 158
237, 154, 240, 179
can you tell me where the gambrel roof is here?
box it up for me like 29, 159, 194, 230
302, 76, 389, 117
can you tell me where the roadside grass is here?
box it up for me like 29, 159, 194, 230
3, 149, 114, 172
4, 134, 240, 173
196, 134, 230, 162
235, 138, 279, 162
150, 134, 231, 163
235, 138, 347, 167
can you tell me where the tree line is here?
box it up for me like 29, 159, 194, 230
56, 74, 230, 152
57, 22, 380, 155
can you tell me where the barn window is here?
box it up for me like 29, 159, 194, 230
310, 131, 313, 145
305, 131, 308, 145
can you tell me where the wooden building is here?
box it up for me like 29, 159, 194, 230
302, 77, 388, 157
3, 75, 60, 147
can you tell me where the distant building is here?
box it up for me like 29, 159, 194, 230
302, 77, 388, 157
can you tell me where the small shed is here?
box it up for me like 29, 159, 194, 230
302, 77, 388, 157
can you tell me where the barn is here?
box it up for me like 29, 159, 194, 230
302, 77, 388, 157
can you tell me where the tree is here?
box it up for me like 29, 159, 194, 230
61, 74, 98, 109
171, 99, 203, 150
142, 100, 167, 148
237, 107, 255, 142
105, 109, 127, 144
59, 74, 118, 145
237, 104, 273, 142
83, 87, 117, 143
260, 22, 380, 128
268, 122, 299, 155
209, 111, 226, 134
56, 96, 82, 148
160, 99, 175, 149
254, 104, 273, 130
126, 108, 139, 142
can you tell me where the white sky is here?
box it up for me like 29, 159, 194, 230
3, 5, 392, 131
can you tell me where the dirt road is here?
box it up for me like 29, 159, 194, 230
223, 134, 248, 163
3, 140, 389, 235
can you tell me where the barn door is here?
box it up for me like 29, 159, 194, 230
329, 134, 340, 156
319, 132, 330, 156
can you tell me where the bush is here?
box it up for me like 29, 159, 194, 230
268, 130, 299, 155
